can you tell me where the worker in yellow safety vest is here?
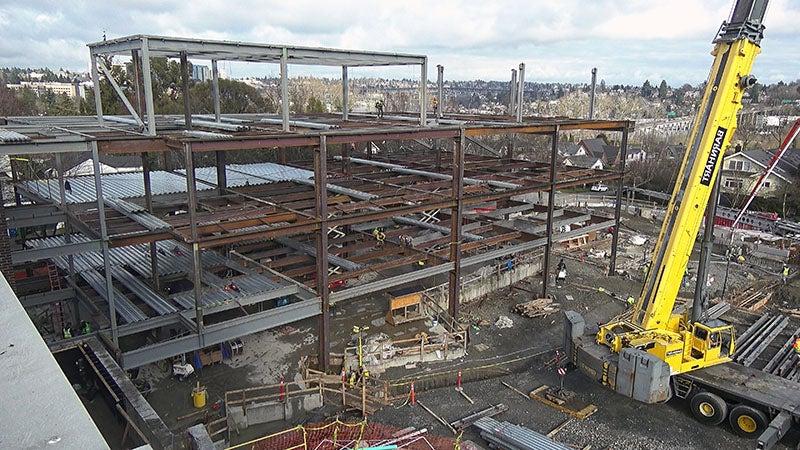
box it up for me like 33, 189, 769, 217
372, 228, 386, 246
794, 337, 800, 356
783, 265, 790, 285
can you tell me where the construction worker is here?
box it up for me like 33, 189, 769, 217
63, 323, 72, 339
627, 296, 636, 307
782, 264, 790, 285
372, 227, 386, 247
80, 321, 92, 335
375, 99, 385, 119
64, 179, 72, 194
794, 336, 800, 357
431, 96, 439, 116
556, 259, 567, 286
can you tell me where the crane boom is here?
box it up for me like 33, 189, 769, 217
633, 1, 766, 330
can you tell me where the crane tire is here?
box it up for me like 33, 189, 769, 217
728, 405, 768, 438
690, 391, 727, 426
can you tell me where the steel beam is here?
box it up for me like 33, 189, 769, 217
11, 240, 102, 264
120, 298, 321, 368
96, 59, 144, 127
608, 125, 629, 275
448, 132, 465, 318
19, 288, 76, 308
315, 135, 331, 371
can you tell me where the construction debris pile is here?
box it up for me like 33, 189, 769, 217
514, 297, 561, 319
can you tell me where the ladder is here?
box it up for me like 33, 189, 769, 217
47, 261, 65, 336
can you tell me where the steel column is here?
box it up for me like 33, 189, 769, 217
509, 69, 517, 115
180, 51, 192, 130
90, 54, 103, 124
130, 49, 145, 116
211, 59, 221, 122
419, 58, 428, 126
184, 143, 203, 337
542, 127, 559, 298
342, 66, 349, 121
693, 172, 720, 322
609, 125, 629, 275
90, 141, 118, 347
141, 153, 159, 291
589, 68, 597, 120
281, 48, 290, 132
448, 131, 465, 319
215, 150, 227, 195
140, 37, 157, 136
436, 64, 444, 121
315, 136, 331, 371
516, 63, 525, 122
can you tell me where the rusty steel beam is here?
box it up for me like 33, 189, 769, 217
449, 132, 465, 319
542, 127, 558, 298
609, 124, 630, 275
315, 135, 331, 371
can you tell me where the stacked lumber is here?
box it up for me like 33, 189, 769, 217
514, 297, 560, 318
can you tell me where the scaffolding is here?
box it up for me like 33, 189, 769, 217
0, 34, 632, 373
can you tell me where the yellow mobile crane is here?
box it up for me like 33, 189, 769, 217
591, 0, 768, 374
565, 1, 800, 446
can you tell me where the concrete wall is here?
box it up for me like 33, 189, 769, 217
425, 259, 543, 312
227, 392, 323, 430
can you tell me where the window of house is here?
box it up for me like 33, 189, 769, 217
724, 178, 744, 189
728, 160, 744, 171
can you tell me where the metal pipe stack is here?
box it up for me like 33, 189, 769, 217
473, 417, 572, 450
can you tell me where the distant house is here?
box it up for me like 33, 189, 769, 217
558, 142, 581, 157
578, 138, 619, 165
720, 148, 799, 196
563, 155, 604, 170
626, 147, 647, 162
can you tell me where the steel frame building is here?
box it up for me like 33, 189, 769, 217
0, 35, 632, 372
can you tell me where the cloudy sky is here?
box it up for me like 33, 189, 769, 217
1, 0, 798, 85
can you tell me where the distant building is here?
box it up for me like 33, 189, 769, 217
626, 147, 647, 162
6, 81, 85, 98
563, 155, 604, 170
192, 65, 211, 82
720, 148, 800, 196
578, 138, 619, 165
558, 142, 581, 157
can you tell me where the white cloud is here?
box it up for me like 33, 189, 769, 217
0, 1, 797, 84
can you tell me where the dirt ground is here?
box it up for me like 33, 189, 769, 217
133, 210, 798, 449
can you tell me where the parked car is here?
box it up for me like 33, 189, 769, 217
591, 183, 609, 192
